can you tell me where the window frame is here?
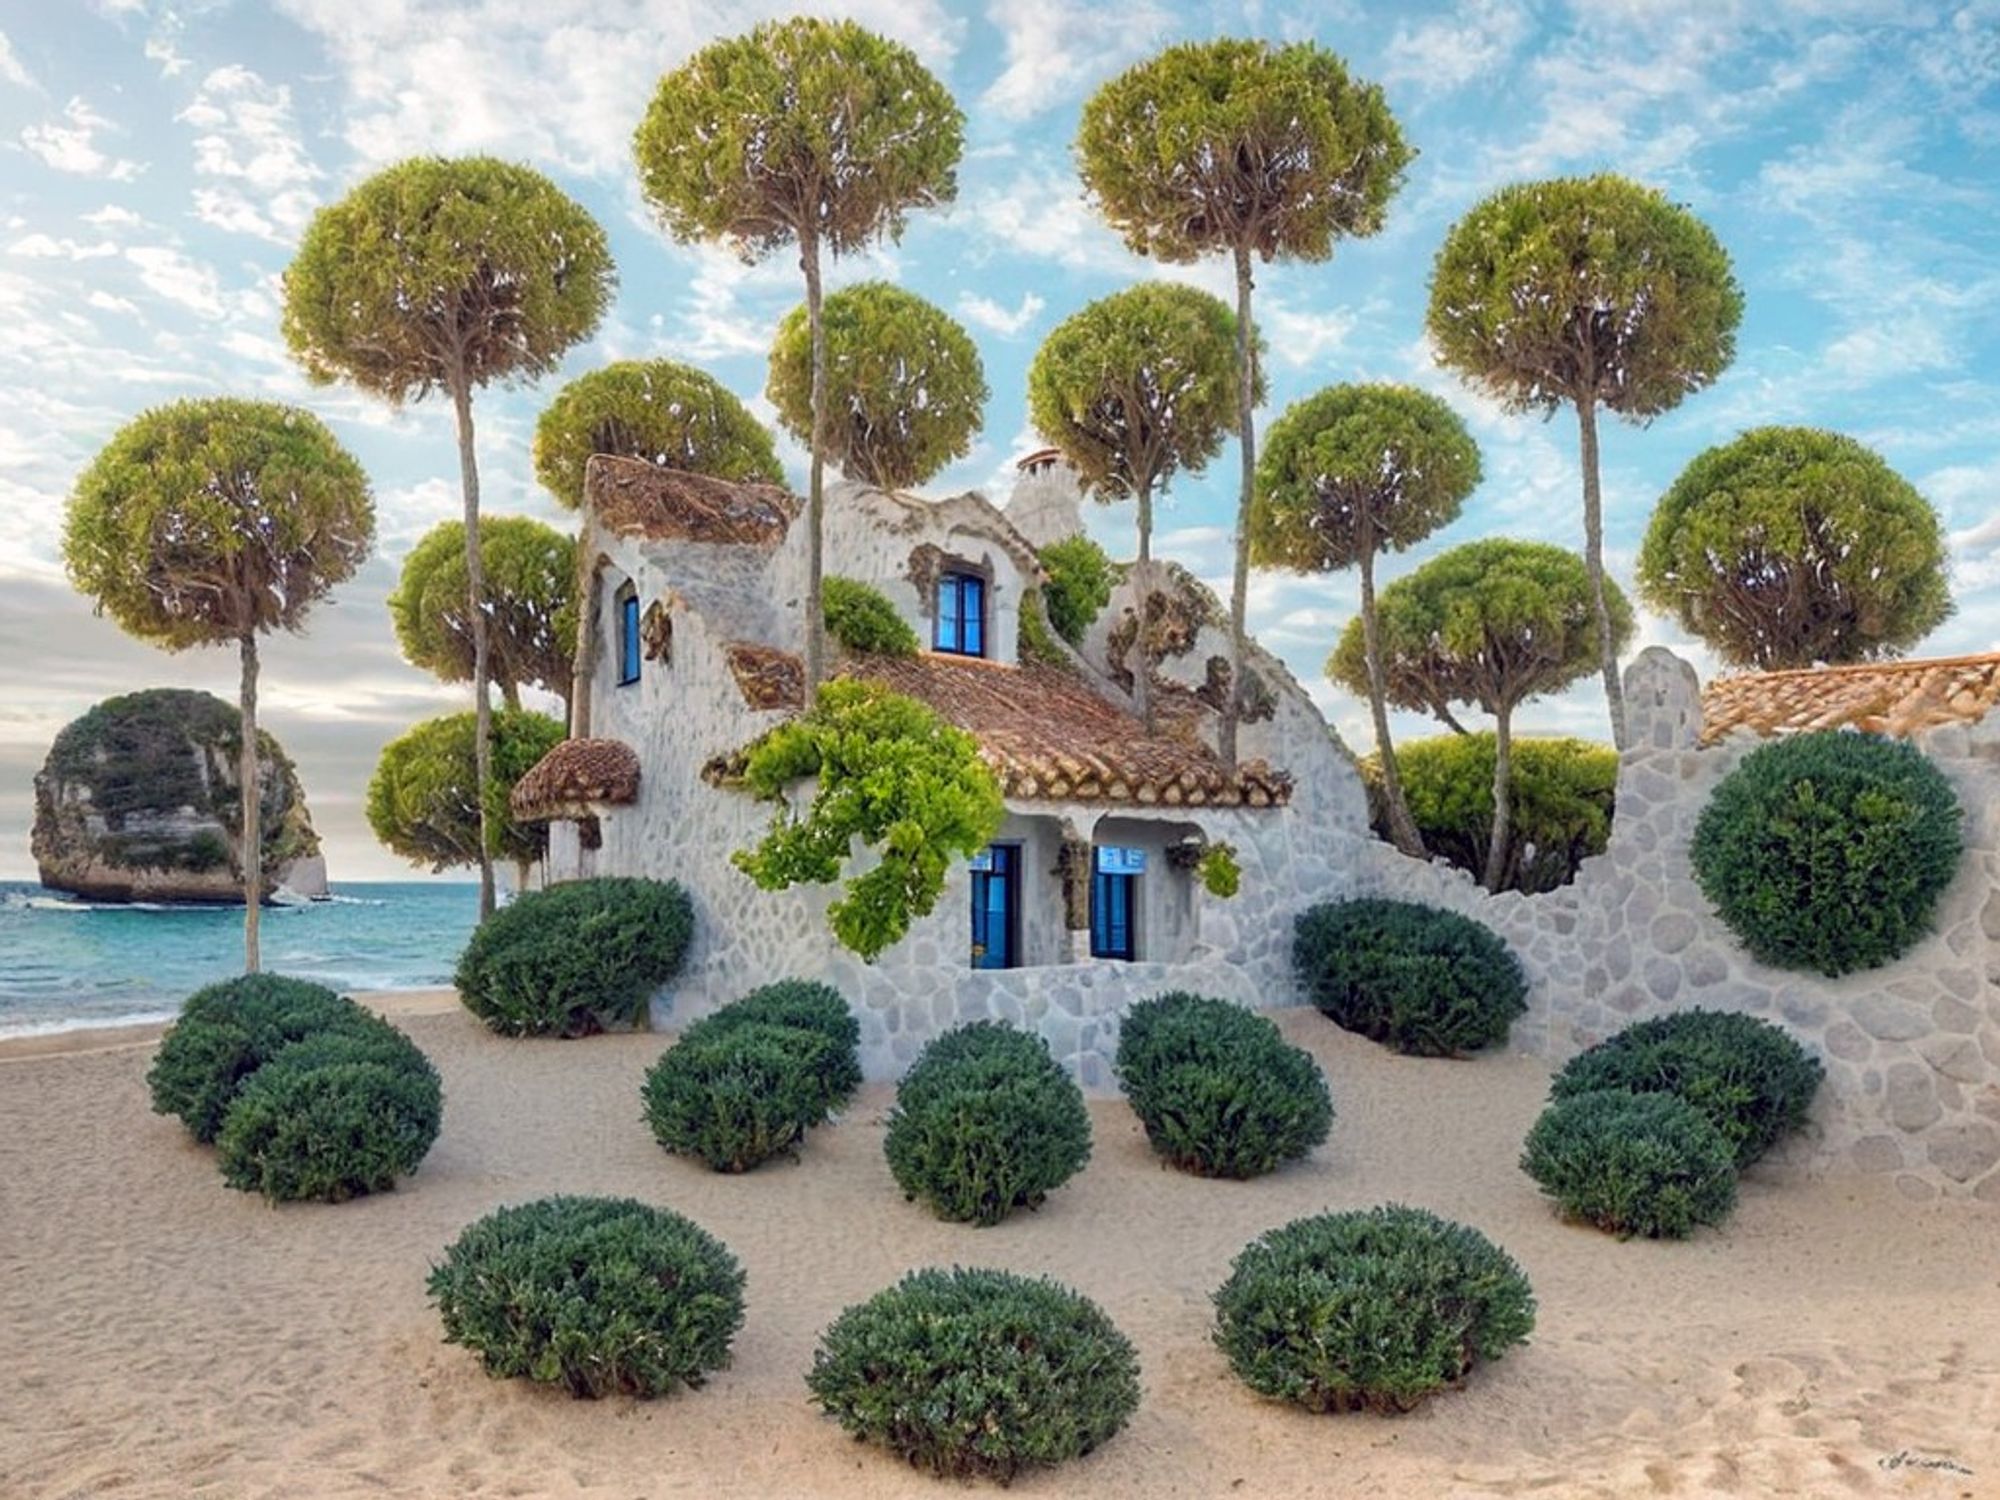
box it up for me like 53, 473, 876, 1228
933, 569, 988, 658
616, 584, 642, 686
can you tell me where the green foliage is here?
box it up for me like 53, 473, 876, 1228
1212, 1206, 1535, 1413
635, 18, 962, 262
767, 282, 987, 489
367, 708, 565, 875
283, 157, 614, 401
821, 575, 919, 657
1638, 427, 1952, 669
454, 877, 694, 1037
1521, 1089, 1738, 1240
731, 681, 1004, 962
387, 517, 577, 707
1197, 843, 1242, 899
533, 360, 782, 509
1294, 898, 1527, 1057
1427, 174, 1743, 421
1691, 731, 1963, 977
680, 980, 862, 1105
1016, 587, 1068, 666
1027, 282, 1249, 505
643, 1022, 841, 1172
1551, 1010, 1825, 1169
1360, 735, 1619, 894
808, 1267, 1141, 1482
215, 1035, 443, 1203
1078, 40, 1411, 265
429, 1196, 745, 1399
1037, 536, 1118, 646
1115, 993, 1331, 1178
1329, 540, 1634, 725
884, 1022, 1091, 1226
1251, 384, 1481, 573
64, 398, 374, 651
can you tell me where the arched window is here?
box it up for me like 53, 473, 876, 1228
616, 582, 641, 686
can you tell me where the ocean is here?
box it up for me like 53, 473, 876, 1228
0, 880, 481, 1038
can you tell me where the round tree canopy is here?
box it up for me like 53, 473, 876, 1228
1331, 539, 1634, 719
283, 156, 616, 401
1027, 282, 1253, 504
533, 361, 783, 509
1252, 384, 1482, 572
634, 17, 963, 261
1637, 426, 1952, 669
64, 397, 374, 649
367, 707, 566, 873
387, 516, 577, 704
1427, 174, 1743, 419
767, 281, 988, 490
1077, 38, 1411, 264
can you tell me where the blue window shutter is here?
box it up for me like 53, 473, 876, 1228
964, 576, 985, 657
936, 575, 961, 652
619, 593, 641, 684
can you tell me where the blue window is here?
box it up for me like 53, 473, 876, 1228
617, 586, 641, 686
969, 843, 1018, 969
1091, 846, 1143, 960
935, 571, 986, 657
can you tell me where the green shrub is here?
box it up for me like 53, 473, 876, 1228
807, 1266, 1141, 1482
1016, 586, 1068, 666
1038, 535, 1117, 645
1550, 1009, 1823, 1168
429, 1195, 745, 1399
680, 979, 862, 1106
1212, 1206, 1535, 1414
1115, 993, 1331, 1178
884, 1022, 1091, 1226
1293, 898, 1527, 1056
454, 877, 693, 1037
1521, 1089, 1738, 1239
1690, 729, 1963, 976
148, 975, 380, 1141
643, 1023, 839, 1172
215, 1038, 443, 1203
1361, 734, 1618, 894
823, 575, 920, 657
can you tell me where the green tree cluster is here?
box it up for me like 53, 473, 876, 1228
367, 708, 566, 891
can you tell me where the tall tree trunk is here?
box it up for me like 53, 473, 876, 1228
1484, 703, 1515, 893
450, 366, 496, 920
1576, 394, 1627, 749
569, 554, 600, 738
1134, 479, 1153, 733
239, 631, 261, 973
1220, 243, 1258, 769
500, 681, 520, 712
1360, 544, 1425, 858
802, 229, 828, 694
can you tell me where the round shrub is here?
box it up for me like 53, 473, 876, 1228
1521, 1089, 1738, 1239
1690, 729, 1963, 977
454, 876, 694, 1037
1550, 1009, 1823, 1168
215, 1036, 443, 1203
884, 1022, 1091, 1226
681, 979, 862, 1106
1114, 992, 1332, 1179
643, 1022, 839, 1172
429, 1195, 745, 1399
148, 974, 381, 1141
807, 1267, 1141, 1482
823, 575, 920, 657
1293, 898, 1528, 1056
1213, 1205, 1535, 1414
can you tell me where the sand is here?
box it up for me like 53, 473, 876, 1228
2, 998, 1995, 1500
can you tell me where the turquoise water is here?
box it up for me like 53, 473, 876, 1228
0, 880, 480, 1037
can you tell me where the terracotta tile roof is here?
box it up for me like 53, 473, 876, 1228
1699, 653, 2000, 745
1016, 447, 1064, 472
586, 454, 796, 547
724, 641, 805, 711
511, 737, 641, 820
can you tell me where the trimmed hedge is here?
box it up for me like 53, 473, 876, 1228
1213, 1206, 1535, 1414
455, 877, 693, 1037
823, 575, 920, 657
1691, 729, 1962, 977
643, 1022, 839, 1172
1521, 1088, 1738, 1239
679, 979, 862, 1106
1293, 898, 1528, 1056
1115, 993, 1332, 1178
429, 1196, 745, 1399
148, 974, 367, 1141
884, 1022, 1090, 1226
1550, 1009, 1823, 1169
807, 1267, 1141, 1482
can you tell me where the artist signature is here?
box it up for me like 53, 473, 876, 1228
1879, 1450, 1974, 1477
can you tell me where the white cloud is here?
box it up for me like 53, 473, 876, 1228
1383, 0, 1531, 94
124, 246, 225, 318
18, 97, 142, 181
85, 289, 139, 315
143, 35, 190, 78
979, 0, 1170, 121
178, 66, 322, 241
80, 203, 141, 228
0, 29, 35, 90
8, 234, 119, 260
957, 289, 1045, 337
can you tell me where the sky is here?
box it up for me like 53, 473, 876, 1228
0, 0, 1996, 882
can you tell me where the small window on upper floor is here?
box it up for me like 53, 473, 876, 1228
617, 584, 641, 686
934, 571, 986, 658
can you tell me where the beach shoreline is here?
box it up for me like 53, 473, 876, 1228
0, 986, 461, 1060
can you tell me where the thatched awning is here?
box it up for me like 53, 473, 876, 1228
510, 737, 641, 821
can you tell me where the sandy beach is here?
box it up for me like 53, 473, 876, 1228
2, 997, 1995, 1500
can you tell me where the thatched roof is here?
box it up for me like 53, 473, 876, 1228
510, 737, 641, 820
1699, 653, 2000, 744
586, 454, 796, 548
